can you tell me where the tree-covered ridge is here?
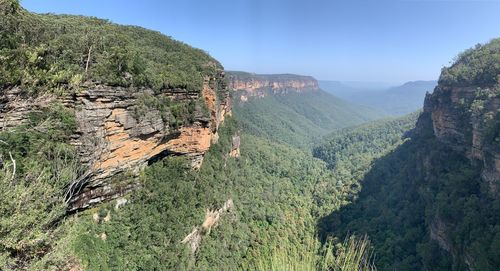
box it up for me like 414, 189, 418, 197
313, 112, 420, 169
234, 91, 384, 149
439, 38, 500, 87
0, 0, 221, 94
226, 70, 317, 82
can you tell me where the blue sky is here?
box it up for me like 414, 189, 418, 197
22, 0, 500, 83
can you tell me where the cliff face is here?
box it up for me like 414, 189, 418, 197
423, 85, 499, 193
0, 73, 231, 210
415, 40, 499, 270
226, 71, 319, 101
417, 84, 499, 269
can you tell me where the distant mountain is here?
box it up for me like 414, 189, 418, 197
319, 80, 437, 116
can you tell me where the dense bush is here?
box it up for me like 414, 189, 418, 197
316, 109, 499, 271
0, 0, 221, 94
43, 117, 341, 270
0, 104, 81, 270
234, 90, 382, 149
439, 38, 500, 87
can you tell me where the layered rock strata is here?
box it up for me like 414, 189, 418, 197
226, 71, 319, 100
0, 75, 231, 210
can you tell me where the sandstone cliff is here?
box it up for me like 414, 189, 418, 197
415, 39, 499, 270
226, 71, 319, 101
423, 85, 499, 193
0, 74, 231, 210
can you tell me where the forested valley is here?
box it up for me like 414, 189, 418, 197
0, 1, 498, 270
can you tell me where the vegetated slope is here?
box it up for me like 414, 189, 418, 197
0, 0, 221, 94
26, 117, 353, 270
317, 39, 500, 271
312, 112, 420, 214
313, 111, 420, 169
0, 105, 377, 269
0, 1, 373, 270
234, 90, 384, 149
0, 1, 230, 269
319, 80, 437, 116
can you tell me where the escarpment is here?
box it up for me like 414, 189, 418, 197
420, 42, 500, 194
423, 85, 499, 192
0, 76, 231, 211
415, 39, 499, 269
0, 2, 233, 211
226, 71, 319, 100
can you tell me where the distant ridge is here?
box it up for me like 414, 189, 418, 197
319, 80, 437, 115
226, 71, 320, 97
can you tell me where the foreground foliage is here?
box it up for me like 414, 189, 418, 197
0, 105, 80, 270
255, 236, 376, 271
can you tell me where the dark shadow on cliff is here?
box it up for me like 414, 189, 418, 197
315, 111, 498, 271
316, 138, 432, 270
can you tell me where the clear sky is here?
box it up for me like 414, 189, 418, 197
22, 0, 500, 83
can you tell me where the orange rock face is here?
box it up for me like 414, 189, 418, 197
226, 72, 319, 101
94, 108, 168, 178
0, 72, 231, 210
63, 76, 231, 209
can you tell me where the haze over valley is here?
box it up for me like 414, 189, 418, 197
0, 1, 498, 271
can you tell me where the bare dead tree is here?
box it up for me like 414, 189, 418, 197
85, 45, 93, 73
64, 170, 93, 204
0, 140, 15, 181
8, 151, 15, 182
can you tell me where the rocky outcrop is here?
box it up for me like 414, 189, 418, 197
420, 84, 499, 269
416, 40, 499, 270
229, 135, 241, 158
181, 199, 234, 254
226, 71, 319, 100
423, 85, 499, 193
0, 74, 231, 210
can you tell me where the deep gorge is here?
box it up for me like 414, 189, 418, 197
0, 1, 498, 270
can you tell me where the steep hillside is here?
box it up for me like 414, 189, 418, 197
319, 80, 437, 115
0, 3, 373, 270
0, 0, 231, 211
317, 39, 500, 271
313, 112, 420, 169
45, 118, 339, 270
0, 2, 232, 268
228, 72, 384, 148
